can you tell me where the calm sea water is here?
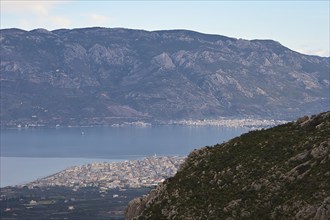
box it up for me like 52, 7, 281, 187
1, 126, 248, 187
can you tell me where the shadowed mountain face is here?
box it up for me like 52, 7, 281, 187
1, 27, 329, 126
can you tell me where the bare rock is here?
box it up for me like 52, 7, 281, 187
313, 197, 330, 220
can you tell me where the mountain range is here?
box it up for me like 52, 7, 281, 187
1, 27, 329, 127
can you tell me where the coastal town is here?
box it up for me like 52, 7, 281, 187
5, 116, 288, 129
26, 156, 186, 190
1, 156, 185, 219
169, 118, 288, 128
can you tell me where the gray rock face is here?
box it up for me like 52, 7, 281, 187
1, 27, 329, 127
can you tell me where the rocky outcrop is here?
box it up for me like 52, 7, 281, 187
126, 112, 330, 219
313, 197, 330, 220
1, 28, 329, 127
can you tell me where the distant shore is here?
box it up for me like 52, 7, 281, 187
1, 117, 288, 129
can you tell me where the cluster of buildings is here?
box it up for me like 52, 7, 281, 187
26, 156, 185, 190
171, 118, 287, 128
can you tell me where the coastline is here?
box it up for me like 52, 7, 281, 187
0, 157, 127, 187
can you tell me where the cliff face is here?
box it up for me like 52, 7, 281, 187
126, 112, 330, 219
1, 28, 329, 127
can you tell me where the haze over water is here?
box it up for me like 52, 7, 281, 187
1, 126, 249, 187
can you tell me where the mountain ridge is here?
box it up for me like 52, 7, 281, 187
1, 27, 329, 127
126, 111, 330, 219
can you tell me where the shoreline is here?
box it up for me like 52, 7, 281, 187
0, 155, 186, 188
1, 117, 288, 130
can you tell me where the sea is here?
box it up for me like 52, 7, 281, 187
0, 125, 249, 187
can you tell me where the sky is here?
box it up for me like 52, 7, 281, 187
1, 1, 329, 57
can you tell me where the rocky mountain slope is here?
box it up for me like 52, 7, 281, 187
1, 27, 329, 127
126, 112, 330, 219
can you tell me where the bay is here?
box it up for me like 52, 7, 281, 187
0, 157, 123, 187
0, 126, 249, 187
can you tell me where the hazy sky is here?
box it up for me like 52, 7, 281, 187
1, 1, 329, 57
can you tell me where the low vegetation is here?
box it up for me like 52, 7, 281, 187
126, 112, 330, 219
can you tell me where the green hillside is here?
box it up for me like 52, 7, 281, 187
126, 112, 330, 219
